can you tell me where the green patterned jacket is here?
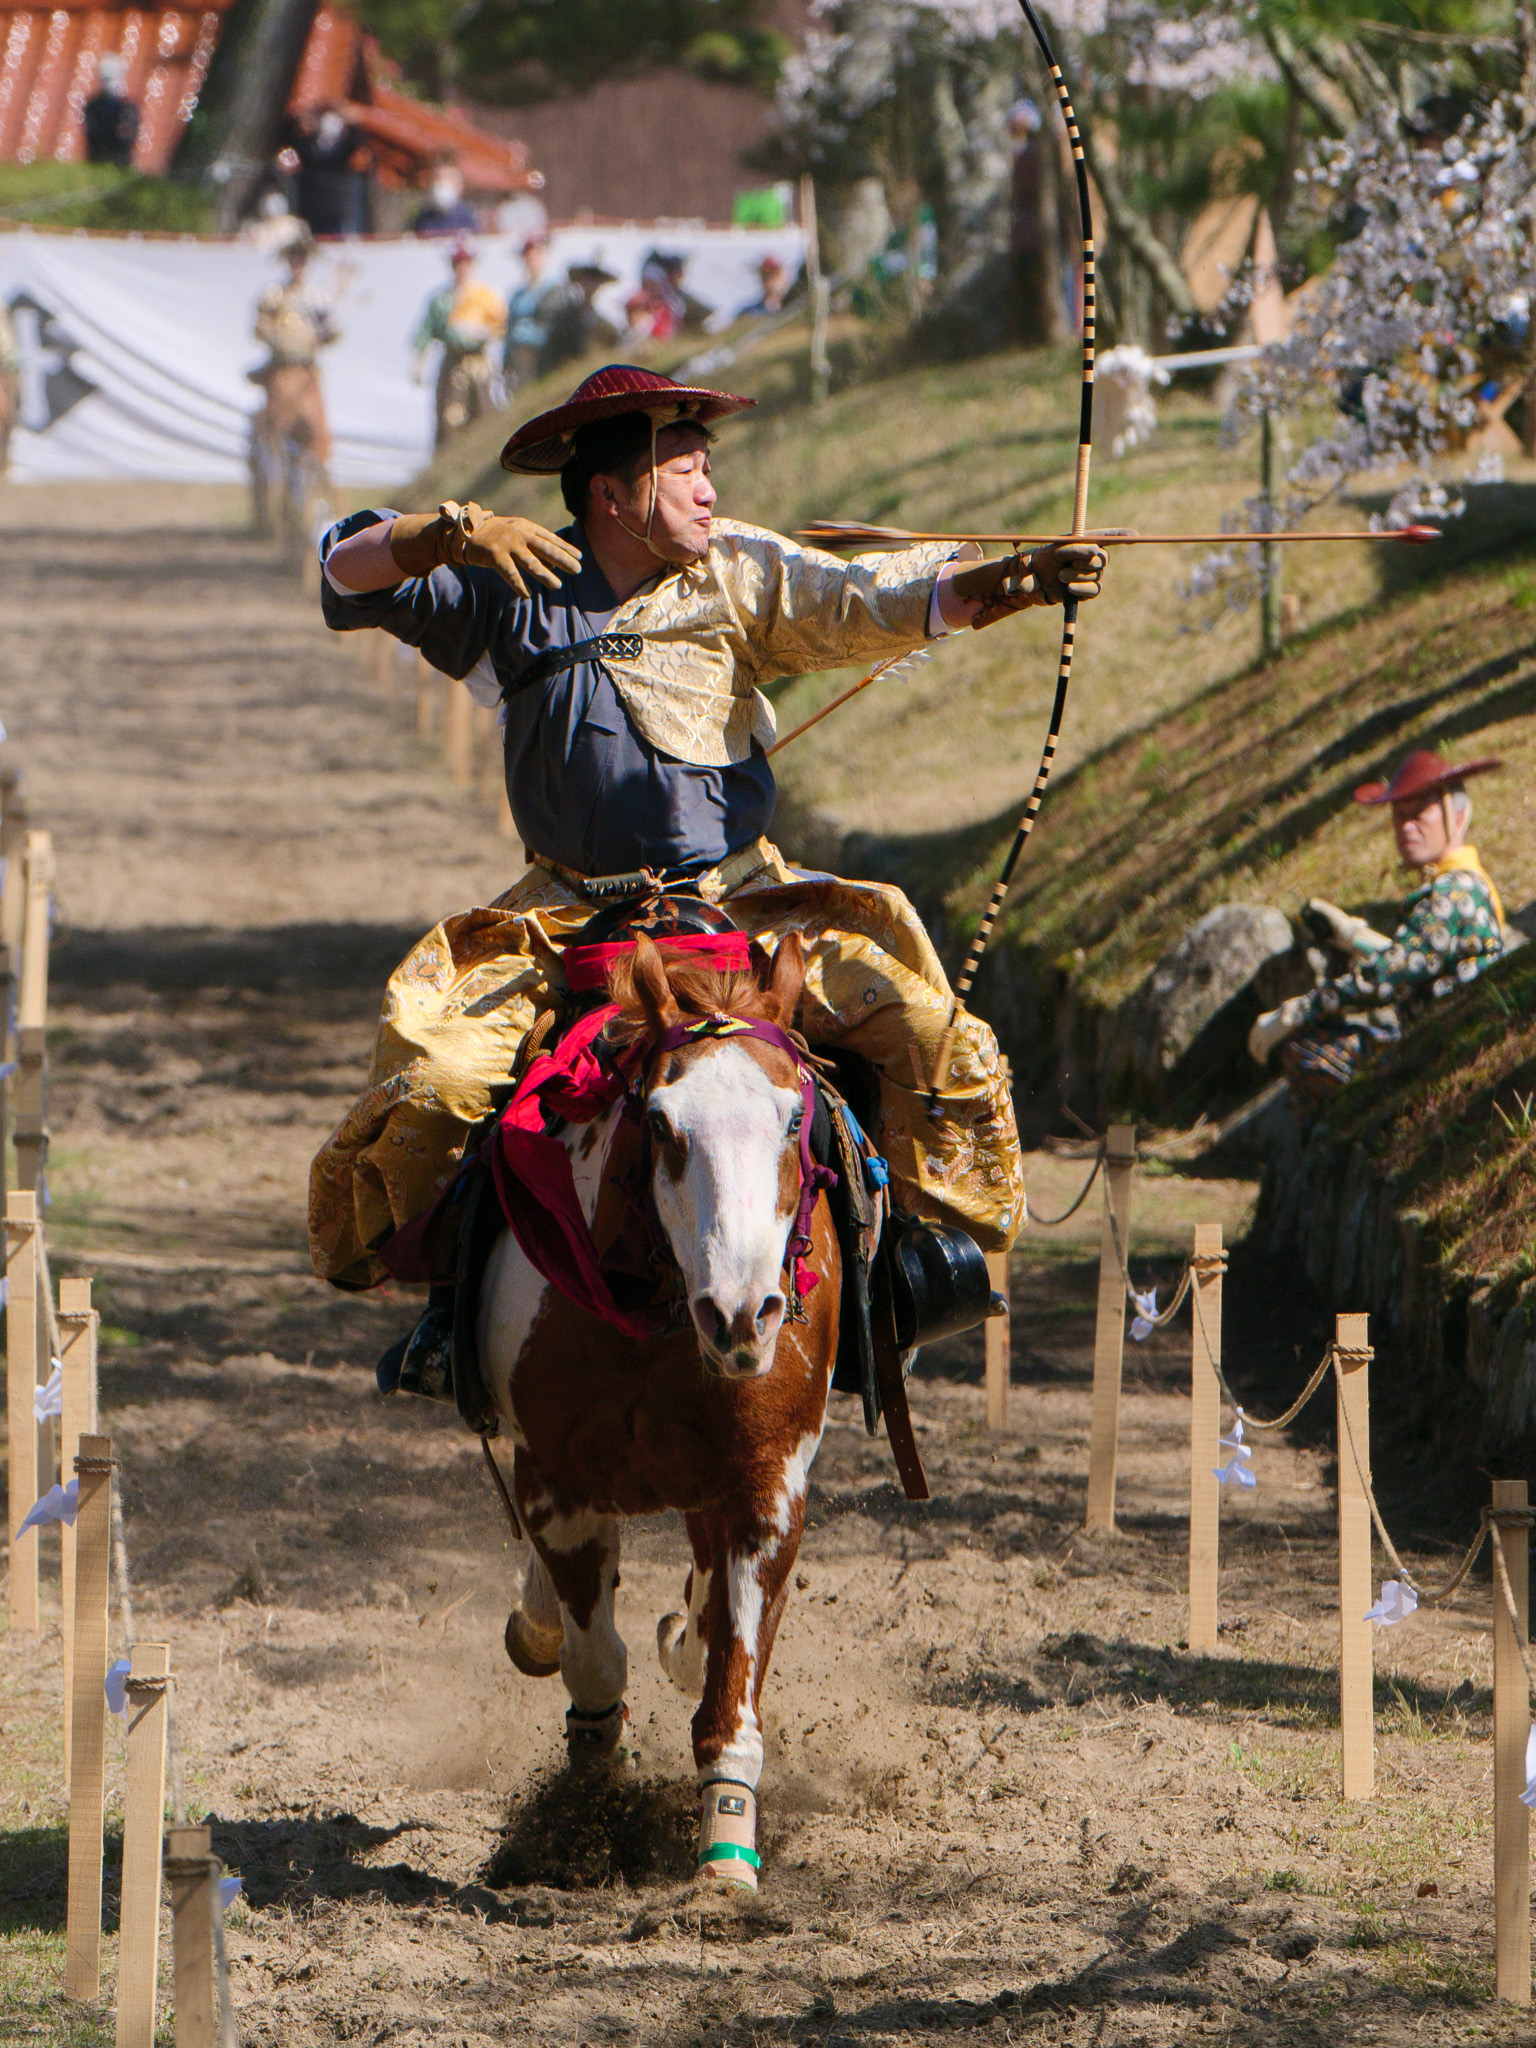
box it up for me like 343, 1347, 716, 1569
1302, 857, 1506, 1030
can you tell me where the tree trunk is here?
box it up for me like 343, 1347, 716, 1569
210, 0, 322, 232
920, 52, 1016, 351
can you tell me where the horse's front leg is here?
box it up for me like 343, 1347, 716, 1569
517, 1461, 628, 1768
691, 1486, 805, 1889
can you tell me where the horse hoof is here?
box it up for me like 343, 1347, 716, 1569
505, 1608, 561, 1677
697, 1778, 759, 1889
565, 1701, 628, 1771
657, 1610, 686, 1664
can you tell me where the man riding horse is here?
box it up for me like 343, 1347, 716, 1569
311, 363, 1107, 1389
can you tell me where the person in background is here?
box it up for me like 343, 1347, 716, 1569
249, 235, 338, 526
503, 234, 561, 392
82, 53, 139, 168
242, 186, 307, 256
540, 260, 620, 373
743, 253, 788, 317
414, 157, 480, 239
625, 251, 697, 346
1248, 750, 1510, 1105
291, 105, 370, 237
413, 239, 506, 448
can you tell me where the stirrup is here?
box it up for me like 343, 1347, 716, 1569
883, 1217, 1001, 1350
376, 1288, 455, 1402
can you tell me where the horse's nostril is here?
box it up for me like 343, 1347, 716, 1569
696, 1297, 731, 1351
756, 1294, 784, 1333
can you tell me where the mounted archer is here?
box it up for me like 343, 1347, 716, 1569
310, 363, 1107, 1393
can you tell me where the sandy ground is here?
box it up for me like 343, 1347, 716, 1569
0, 486, 1529, 2047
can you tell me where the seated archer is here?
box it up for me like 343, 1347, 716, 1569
311, 364, 1108, 1389
1248, 748, 1509, 1106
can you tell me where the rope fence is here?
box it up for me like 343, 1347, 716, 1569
990, 1116, 1532, 1996
2, 791, 238, 2043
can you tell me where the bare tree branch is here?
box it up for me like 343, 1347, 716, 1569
1074, 109, 1196, 324
1261, 21, 1353, 137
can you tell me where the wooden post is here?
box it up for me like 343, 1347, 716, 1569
1085, 1125, 1136, 1533
0, 773, 28, 970
65, 1433, 114, 2000
116, 1644, 172, 2048
1188, 1223, 1223, 1654
5, 1188, 39, 1630
984, 1249, 1009, 1430
1492, 1478, 1531, 2004
1335, 1311, 1373, 1801
14, 827, 52, 1196
416, 653, 438, 742
167, 1826, 217, 2048
59, 1278, 98, 1774
445, 677, 474, 787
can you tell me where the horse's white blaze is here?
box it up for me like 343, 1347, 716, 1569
648, 1041, 800, 1377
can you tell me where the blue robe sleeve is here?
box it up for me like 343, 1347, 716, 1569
317, 508, 506, 682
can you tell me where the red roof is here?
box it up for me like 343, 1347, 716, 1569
0, 0, 537, 194
0, 0, 233, 172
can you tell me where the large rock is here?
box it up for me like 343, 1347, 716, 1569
1119, 903, 1295, 1098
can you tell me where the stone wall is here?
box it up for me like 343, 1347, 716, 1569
1251, 1109, 1536, 1457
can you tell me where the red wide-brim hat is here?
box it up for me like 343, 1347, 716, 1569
1353, 748, 1503, 805
500, 364, 756, 475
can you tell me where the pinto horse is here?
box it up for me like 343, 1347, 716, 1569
478, 929, 840, 1888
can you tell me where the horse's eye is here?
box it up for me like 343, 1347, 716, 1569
787, 1105, 804, 1135
647, 1108, 672, 1146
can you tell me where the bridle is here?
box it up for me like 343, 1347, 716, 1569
648, 1011, 837, 1318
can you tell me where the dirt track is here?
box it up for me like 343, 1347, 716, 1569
0, 488, 1527, 2047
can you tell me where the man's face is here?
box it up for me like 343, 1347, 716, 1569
524, 241, 547, 280
596, 423, 716, 564
1392, 791, 1451, 865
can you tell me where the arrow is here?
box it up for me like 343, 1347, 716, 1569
797, 520, 1443, 548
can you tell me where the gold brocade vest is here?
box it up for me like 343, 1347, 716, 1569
593, 517, 967, 768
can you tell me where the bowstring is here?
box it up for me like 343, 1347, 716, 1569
929, 0, 1095, 1103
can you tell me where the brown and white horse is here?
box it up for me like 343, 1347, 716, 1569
477, 930, 840, 1886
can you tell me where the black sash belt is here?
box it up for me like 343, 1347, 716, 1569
503, 633, 644, 702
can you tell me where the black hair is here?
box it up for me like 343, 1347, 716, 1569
560, 411, 714, 520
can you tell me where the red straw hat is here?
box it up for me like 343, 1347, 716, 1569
1353, 748, 1503, 805
500, 364, 756, 475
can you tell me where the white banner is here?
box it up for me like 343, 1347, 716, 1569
0, 223, 805, 488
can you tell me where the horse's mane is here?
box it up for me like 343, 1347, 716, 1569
605, 950, 782, 1051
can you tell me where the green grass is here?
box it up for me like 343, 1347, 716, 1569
0, 162, 213, 233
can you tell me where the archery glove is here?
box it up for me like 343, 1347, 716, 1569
389, 500, 583, 595
967, 539, 1106, 629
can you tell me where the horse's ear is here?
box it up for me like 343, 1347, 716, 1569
765, 929, 804, 1029
631, 935, 678, 1037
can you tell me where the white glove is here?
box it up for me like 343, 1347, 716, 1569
1305, 898, 1391, 959
1248, 994, 1311, 1065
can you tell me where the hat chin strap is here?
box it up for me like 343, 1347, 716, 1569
610, 403, 700, 563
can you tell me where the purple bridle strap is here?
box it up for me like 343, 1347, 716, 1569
653, 1013, 838, 1303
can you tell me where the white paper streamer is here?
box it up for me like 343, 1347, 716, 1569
1520, 1727, 1536, 1812
15, 1476, 78, 1537
1364, 1579, 1418, 1627
218, 1875, 243, 1911
1130, 1286, 1158, 1342
1214, 1414, 1256, 1489
32, 1360, 63, 1424
105, 1657, 132, 1717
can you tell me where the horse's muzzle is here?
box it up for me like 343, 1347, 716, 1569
692, 1289, 786, 1378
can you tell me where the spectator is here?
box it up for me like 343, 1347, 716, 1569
82, 54, 139, 169
242, 187, 307, 256
743, 254, 788, 317
1249, 750, 1510, 1105
503, 234, 562, 392
413, 239, 506, 448
414, 158, 480, 239
292, 106, 370, 238
540, 261, 620, 374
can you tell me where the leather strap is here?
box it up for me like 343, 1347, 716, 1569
504, 633, 644, 701
870, 1254, 930, 1502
